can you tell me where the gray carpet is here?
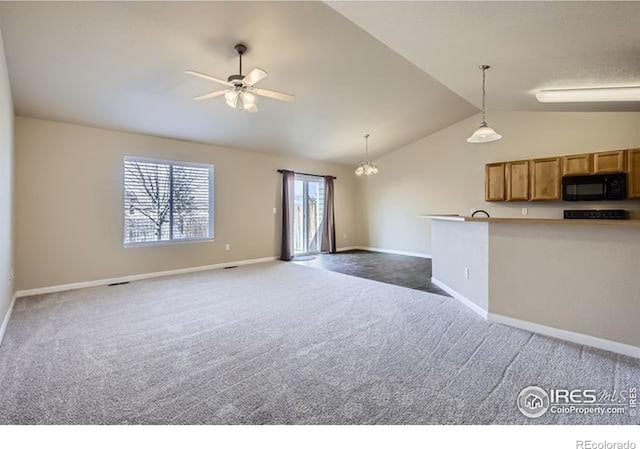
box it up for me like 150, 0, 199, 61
0, 262, 638, 424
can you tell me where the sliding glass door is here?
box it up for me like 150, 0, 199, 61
293, 175, 325, 255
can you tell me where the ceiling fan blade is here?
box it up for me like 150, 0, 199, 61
255, 88, 295, 102
185, 70, 232, 86
193, 89, 227, 101
245, 103, 259, 113
243, 68, 268, 86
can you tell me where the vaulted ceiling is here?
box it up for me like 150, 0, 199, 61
0, 1, 474, 164
329, 1, 640, 112
1, 1, 638, 164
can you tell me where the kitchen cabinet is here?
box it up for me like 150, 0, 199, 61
593, 150, 626, 174
628, 149, 640, 199
505, 160, 530, 201
562, 153, 592, 176
530, 157, 562, 201
484, 147, 639, 203
485, 163, 505, 201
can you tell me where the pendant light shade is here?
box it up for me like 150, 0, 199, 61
355, 134, 379, 176
467, 65, 502, 144
467, 122, 503, 143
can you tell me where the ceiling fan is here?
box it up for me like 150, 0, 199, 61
185, 43, 295, 113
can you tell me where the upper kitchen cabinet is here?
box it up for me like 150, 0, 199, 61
505, 160, 530, 201
485, 163, 505, 201
562, 153, 592, 176
628, 149, 640, 199
593, 150, 626, 174
530, 157, 562, 201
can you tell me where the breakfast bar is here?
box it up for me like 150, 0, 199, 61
419, 214, 640, 358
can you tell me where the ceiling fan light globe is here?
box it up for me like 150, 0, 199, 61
225, 90, 239, 109
355, 165, 365, 176
241, 92, 256, 109
467, 124, 502, 143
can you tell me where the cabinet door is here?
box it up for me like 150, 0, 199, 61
562, 153, 592, 176
593, 150, 626, 174
505, 160, 530, 201
530, 157, 562, 201
628, 149, 640, 199
485, 163, 505, 201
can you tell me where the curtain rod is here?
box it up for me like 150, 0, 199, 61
277, 169, 336, 180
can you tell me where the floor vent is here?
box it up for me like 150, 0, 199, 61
108, 281, 131, 287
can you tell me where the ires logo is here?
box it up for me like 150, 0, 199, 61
517, 386, 635, 419
550, 389, 597, 404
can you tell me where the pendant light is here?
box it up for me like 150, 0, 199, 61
355, 134, 379, 176
467, 65, 502, 143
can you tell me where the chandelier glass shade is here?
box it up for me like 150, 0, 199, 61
355, 134, 379, 176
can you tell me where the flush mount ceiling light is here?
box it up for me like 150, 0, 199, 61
185, 43, 295, 113
467, 65, 502, 144
536, 86, 640, 103
355, 134, 379, 176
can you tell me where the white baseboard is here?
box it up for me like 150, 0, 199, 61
15, 256, 278, 298
336, 246, 359, 252
357, 246, 432, 259
431, 277, 488, 319
0, 292, 17, 347
488, 313, 640, 359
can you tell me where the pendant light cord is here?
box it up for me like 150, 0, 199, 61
479, 64, 490, 125
481, 67, 486, 124
364, 134, 370, 159
480, 65, 489, 124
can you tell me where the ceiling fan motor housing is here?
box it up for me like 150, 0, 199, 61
227, 74, 244, 84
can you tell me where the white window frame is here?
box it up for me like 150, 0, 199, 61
123, 155, 215, 248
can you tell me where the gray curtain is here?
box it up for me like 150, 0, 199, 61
280, 170, 295, 261
320, 176, 336, 253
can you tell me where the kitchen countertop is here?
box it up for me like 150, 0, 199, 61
418, 214, 640, 227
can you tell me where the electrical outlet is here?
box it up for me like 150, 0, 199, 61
343, 234, 347, 240
469, 208, 476, 216
464, 267, 470, 279
225, 243, 231, 251
273, 207, 277, 214
522, 207, 528, 216
8, 267, 14, 282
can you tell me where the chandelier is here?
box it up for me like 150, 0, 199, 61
355, 134, 379, 176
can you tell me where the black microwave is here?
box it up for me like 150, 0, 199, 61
562, 173, 627, 201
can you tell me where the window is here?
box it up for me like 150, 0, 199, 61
123, 156, 214, 246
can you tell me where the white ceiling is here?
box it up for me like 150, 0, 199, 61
330, 1, 640, 112
0, 1, 476, 164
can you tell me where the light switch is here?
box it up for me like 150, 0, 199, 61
225, 243, 231, 251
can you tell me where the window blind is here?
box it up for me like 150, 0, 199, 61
123, 157, 214, 245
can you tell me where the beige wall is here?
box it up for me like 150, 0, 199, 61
430, 218, 640, 350
489, 222, 640, 347
358, 111, 640, 254
15, 117, 363, 291
0, 28, 14, 326
431, 219, 488, 311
